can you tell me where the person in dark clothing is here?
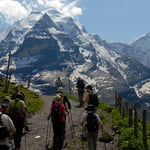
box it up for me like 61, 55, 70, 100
48, 95, 67, 150
83, 85, 99, 108
76, 77, 85, 107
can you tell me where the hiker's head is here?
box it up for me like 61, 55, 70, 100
85, 85, 93, 92
56, 87, 63, 96
85, 104, 96, 111
3, 96, 11, 104
53, 95, 62, 103
15, 93, 23, 100
14, 86, 19, 92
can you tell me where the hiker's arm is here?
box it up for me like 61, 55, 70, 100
65, 96, 71, 109
8, 116, 16, 134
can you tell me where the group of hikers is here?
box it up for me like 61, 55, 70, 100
0, 86, 29, 150
49, 77, 103, 150
0, 77, 103, 150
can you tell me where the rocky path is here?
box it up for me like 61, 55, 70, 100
20, 95, 118, 150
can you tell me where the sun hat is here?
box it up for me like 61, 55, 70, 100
56, 87, 63, 93
3, 96, 11, 102
85, 85, 93, 91
85, 104, 96, 111
53, 95, 62, 103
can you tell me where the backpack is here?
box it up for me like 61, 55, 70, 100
51, 104, 62, 122
86, 112, 99, 132
77, 79, 85, 88
88, 93, 99, 107
0, 114, 10, 140
8, 100, 22, 125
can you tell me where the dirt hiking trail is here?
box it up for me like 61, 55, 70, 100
20, 95, 118, 150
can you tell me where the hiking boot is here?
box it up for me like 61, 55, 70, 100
75, 105, 83, 108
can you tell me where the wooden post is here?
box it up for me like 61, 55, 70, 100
3, 51, 11, 93
134, 103, 138, 137
142, 110, 148, 150
128, 108, 133, 127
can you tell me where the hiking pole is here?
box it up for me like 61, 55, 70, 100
81, 126, 84, 150
67, 114, 74, 140
45, 119, 50, 150
69, 109, 74, 127
25, 132, 27, 150
100, 127, 106, 150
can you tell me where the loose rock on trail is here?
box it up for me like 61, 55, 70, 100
20, 95, 118, 150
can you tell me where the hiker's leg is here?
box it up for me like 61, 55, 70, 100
14, 126, 23, 150
57, 122, 65, 150
93, 131, 98, 150
87, 132, 94, 150
52, 122, 60, 150
78, 88, 84, 106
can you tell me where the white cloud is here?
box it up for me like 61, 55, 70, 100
0, 0, 28, 24
0, 0, 82, 27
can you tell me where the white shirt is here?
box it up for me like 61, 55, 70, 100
0, 113, 15, 146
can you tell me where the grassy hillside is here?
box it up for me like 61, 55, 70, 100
67, 93, 150, 150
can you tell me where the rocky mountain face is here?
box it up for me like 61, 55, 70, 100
107, 33, 150, 69
0, 9, 149, 106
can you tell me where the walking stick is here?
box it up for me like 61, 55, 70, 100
45, 119, 50, 150
81, 126, 84, 150
100, 127, 107, 150
69, 109, 74, 127
67, 114, 74, 140
25, 133, 27, 150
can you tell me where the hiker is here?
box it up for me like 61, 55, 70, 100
76, 77, 85, 107
0, 104, 16, 150
8, 93, 27, 150
83, 85, 99, 108
2, 96, 11, 114
48, 95, 67, 150
80, 104, 103, 150
12, 86, 29, 132
55, 77, 64, 90
55, 88, 71, 111
12, 86, 25, 100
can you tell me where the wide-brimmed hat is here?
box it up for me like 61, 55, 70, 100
85, 85, 93, 91
3, 96, 11, 102
85, 104, 96, 111
56, 87, 63, 93
53, 95, 62, 103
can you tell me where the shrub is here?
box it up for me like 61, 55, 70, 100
119, 128, 144, 150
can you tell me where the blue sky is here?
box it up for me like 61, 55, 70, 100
0, 0, 150, 43
77, 0, 150, 43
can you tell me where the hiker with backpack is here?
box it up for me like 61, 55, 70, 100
8, 93, 27, 150
47, 95, 67, 150
12, 86, 29, 132
0, 104, 16, 150
80, 104, 103, 150
76, 77, 85, 107
83, 85, 99, 108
